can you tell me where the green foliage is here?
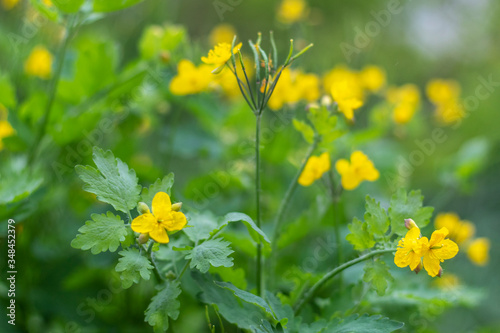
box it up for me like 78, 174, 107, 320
0, 160, 43, 205
93, 0, 145, 12
389, 189, 434, 236
53, 0, 84, 13
213, 212, 271, 244
186, 238, 234, 273
293, 118, 315, 143
323, 314, 404, 332
75, 147, 142, 213
140, 173, 175, 208
115, 248, 154, 289
363, 260, 393, 296
364, 195, 390, 237
184, 211, 219, 243
145, 280, 182, 332
139, 24, 186, 60
346, 217, 376, 251
209, 266, 247, 290
71, 212, 128, 254
215, 281, 276, 319
194, 273, 267, 329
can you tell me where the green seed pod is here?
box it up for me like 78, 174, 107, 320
138, 233, 149, 244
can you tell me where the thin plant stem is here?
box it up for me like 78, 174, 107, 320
28, 15, 78, 165
176, 260, 190, 281
293, 248, 397, 314
255, 112, 263, 296
271, 136, 320, 251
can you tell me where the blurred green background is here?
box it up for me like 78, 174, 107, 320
1, 0, 499, 332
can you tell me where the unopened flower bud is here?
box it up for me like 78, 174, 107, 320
437, 267, 443, 278
138, 233, 149, 244
137, 202, 150, 215
405, 218, 418, 230
171, 202, 183, 212
321, 95, 332, 107
165, 270, 176, 280
160, 51, 171, 64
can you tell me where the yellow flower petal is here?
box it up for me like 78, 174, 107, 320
429, 227, 449, 248
152, 192, 172, 221
423, 251, 442, 277
162, 211, 187, 231
149, 224, 170, 243
432, 239, 459, 260
131, 213, 156, 233
335, 159, 350, 175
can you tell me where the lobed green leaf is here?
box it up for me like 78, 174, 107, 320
346, 217, 376, 251
186, 238, 234, 273
115, 248, 153, 289
388, 189, 434, 236
145, 280, 182, 332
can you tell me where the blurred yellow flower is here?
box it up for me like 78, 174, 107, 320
209, 24, 236, 45
201, 42, 242, 68
433, 273, 460, 290
467, 237, 490, 266
386, 84, 420, 124
131, 192, 187, 244
1, 0, 20, 10
24, 45, 53, 79
268, 69, 320, 110
395, 223, 459, 277
434, 212, 475, 245
326, 66, 364, 120
298, 152, 330, 187
169, 59, 213, 95
426, 79, 465, 124
0, 104, 15, 151
359, 65, 386, 92
277, 0, 308, 24
335, 151, 379, 190
42, 0, 53, 6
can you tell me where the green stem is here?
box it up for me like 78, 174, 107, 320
293, 248, 397, 314
328, 170, 343, 267
271, 136, 320, 251
28, 15, 78, 165
176, 259, 190, 281
255, 112, 263, 296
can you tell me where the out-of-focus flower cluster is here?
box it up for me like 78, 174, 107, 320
426, 79, 465, 124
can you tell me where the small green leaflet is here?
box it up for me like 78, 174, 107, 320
115, 248, 153, 289
140, 173, 175, 208
293, 119, 315, 143
209, 266, 248, 290
183, 211, 219, 243
364, 195, 389, 237
75, 147, 142, 213
186, 238, 234, 273
323, 314, 404, 333
145, 280, 182, 333
363, 260, 394, 296
71, 212, 127, 254
346, 217, 375, 251
388, 189, 434, 236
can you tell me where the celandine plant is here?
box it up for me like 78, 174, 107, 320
71, 32, 483, 333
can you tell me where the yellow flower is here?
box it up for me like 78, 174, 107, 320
395, 223, 459, 277
209, 24, 236, 45
467, 238, 490, 266
426, 79, 465, 124
359, 65, 386, 92
131, 192, 187, 244
42, 0, 53, 6
24, 45, 53, 79
394, 225, 426, 272
434, 212, 475, 245
420, 227, 459, 277
1, 0, 20, 10
169, 59, 213, 95
277, 0, 308, 24
433, 273, 460, 290
327, 67, 364, 120
0, 104, 15, 151
298, 152, 330, 187
268, 69, 320, 110
386, 84, 420, 124
335, 151, 379, 190
201, 42, 242, 68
